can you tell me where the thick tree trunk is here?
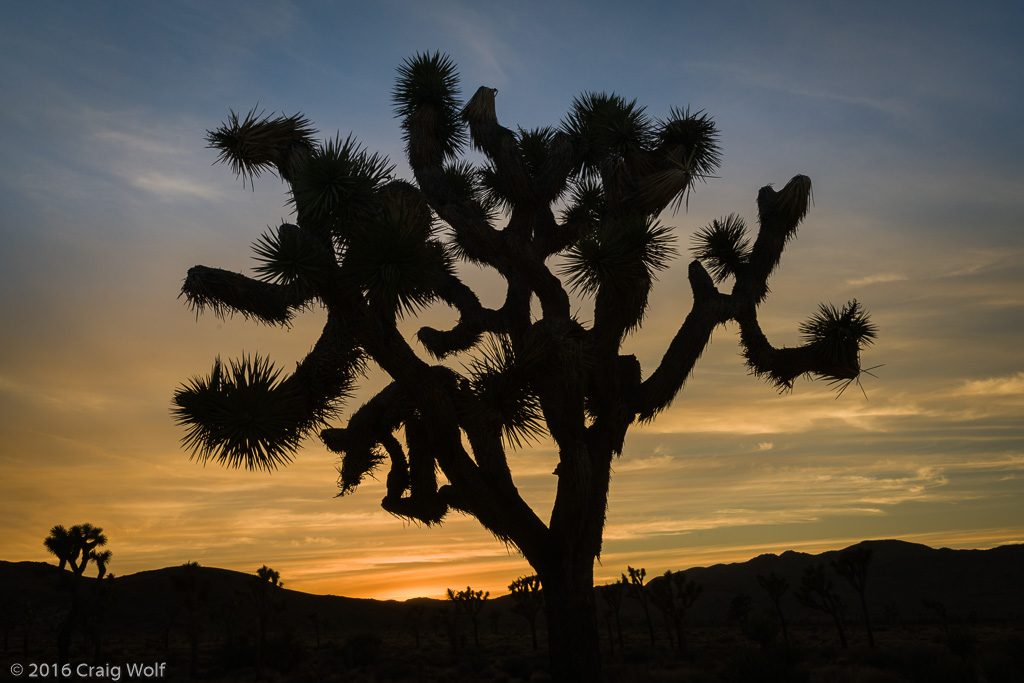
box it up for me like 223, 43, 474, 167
540, 560, 602, 682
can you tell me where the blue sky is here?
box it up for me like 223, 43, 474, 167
1, 0, 1022, 598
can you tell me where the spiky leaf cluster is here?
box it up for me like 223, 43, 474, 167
342, 207, 452, 319
289, 134, 393, 239
252, 223, 330, 287
656, 107, 722, 180
206, 107, 317, 187
172, 355, 305, 471
799, 300, 878, 367
393, 52, 467, 164
462, 334, 546, 450
563, 92, 651, 177
691, 214, 751, 282
560, 216, 677, 296
560, 177, 606, 228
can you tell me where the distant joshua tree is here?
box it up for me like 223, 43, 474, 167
404, 604, 426, 649
447, 586, 489, 648
727, 592, 753, 632
251, 565, 284, 670
650, 570, 702, 653
796, 563, 847, 648
509, 575, 544, 650
172, 561, 210, 678
757, 572, 791, 646
43, 523, 111, 664
599, 576, 628, 653
625, 566, 656, 646
833, 545, 875, 647
172, 51, 878, 682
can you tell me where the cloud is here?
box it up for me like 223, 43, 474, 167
129, 171, 226, 201
845, 273, 908, 287
955, 372, 1024, 397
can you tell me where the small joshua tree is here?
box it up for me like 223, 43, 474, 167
251, 565, 284, 669
509, 575, 544, 651
448, 586, 489, 648
796, 563, 848, 648
172, 52, 878, 681
172, 561, 210, 677
650, 570, 702, 653
599, 576, 628, 653
757, 572, 791, 646
43, 523, 111, 664
625, 566, 656, 646
833, 545, 875, 647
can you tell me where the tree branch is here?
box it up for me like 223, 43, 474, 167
633, 260, 728, 421
180, 265, 314, 326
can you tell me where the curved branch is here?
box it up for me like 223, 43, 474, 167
633, 260, 728, 421
180, 265, 314, 326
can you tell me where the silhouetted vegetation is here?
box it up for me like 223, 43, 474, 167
171, 51, 881, 681
833, 544, 876, 647
3, 540, 1023, 681
758, 571, 792, 646
43, 523, 111, 665
796, 563, 848, 648
509, 575, 544, 650
650, 570, 702, 653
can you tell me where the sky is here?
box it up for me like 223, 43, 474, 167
1, 0, 1022, 600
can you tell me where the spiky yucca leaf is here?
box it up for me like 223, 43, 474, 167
336, 442, 388, 496
655, 107, 721, 181
639, 107, 722, 213
691, 214, 751, 283
517, 126, 556, 176
171, 355, 306, 471
342, 207, 453, 319
439, 160, 496, 221
563, 92, 652, 178
206, 107, 317, 187
799, 300, 878, 364
393, 51, 467, 164
288, 134, 393, 237
252, 223, 331, 286
560, 216, 677, 296
463, 334, 546, 450
560, 177, 606, 228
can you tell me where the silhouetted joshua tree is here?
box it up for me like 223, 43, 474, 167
172, 52, 878, 682
833, 545, 875, 647
251, 565, 284, 670
795, 563, 847, 648
625, 566, 657, 646
599, 576, 628, 653
448, 586, 489, 648
172, 561, 210, 677
757, 572, 791, 646
650, 570, 702, 653
509, 575, 544, 650
44, 523, 111, 664
727, 592, 753, 632
405, 604, 425, 649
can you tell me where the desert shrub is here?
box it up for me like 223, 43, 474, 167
344, 632, 382, 667
265, 630, 307, 673
727, 644, 807, 683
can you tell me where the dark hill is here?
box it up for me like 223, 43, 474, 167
2, 539, 1021, 639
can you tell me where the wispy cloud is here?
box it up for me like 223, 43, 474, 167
846, 273, 908, 287
955, 372, 1024, 397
